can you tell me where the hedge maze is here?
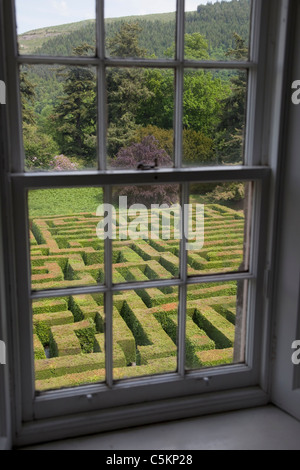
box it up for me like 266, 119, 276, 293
31, 203, 245, 391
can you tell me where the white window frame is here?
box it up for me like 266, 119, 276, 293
0, 0, 290, 447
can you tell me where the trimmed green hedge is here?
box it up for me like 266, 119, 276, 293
193, 306, 235, 349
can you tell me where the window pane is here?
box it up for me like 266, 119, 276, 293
16, 0, 96, 56
105, 1, 176, 59
183, 69, 248, 166
33, 293, 105, 392
106, 68, 174, 168
20, 65, 98, 172
185, 0, 252, 61
186, 280, 248, 370
110, 184, 180, 284
188, 182, 252, 276
29, 188, 104, 291
113, 288, 178, 381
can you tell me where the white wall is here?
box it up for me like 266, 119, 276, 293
271, 0, 300, 419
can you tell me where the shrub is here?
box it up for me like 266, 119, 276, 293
183, 129, 215, 165
49, 155, 79, 171
110, 136, 178, 207
24, 123, 59, 170
132, 126, 215, 166
132, 126, 174, 157
210, 183, 245, 203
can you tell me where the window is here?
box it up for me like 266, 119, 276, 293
2, 0, 281, 445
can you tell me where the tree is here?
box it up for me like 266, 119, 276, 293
111, 136, 178, 207
20, 70, 36, 125
183, 70, 230, 137
106, 24, 152, 157
23, 122, 59, 170
165, 32, 210, 60
132, 125, 215, 166
215, 33, 248, 164
134, 69, 174, 130
53, 44, 97, 163
106, 22, 147, 58
20, 70, 60, 170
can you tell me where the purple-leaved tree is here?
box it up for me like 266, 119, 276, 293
111, 136, 179, 207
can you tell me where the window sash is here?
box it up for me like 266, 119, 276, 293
2, 0, 272, 425
11, 167, 270, 422
3, 0, 262, 173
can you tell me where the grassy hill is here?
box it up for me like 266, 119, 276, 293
18, 20, 95, 55
18, 0, 251, 58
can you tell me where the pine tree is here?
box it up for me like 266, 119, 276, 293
53, 44, 97, 163
106, 23, 152, 158
106, 22, 147, 58
20, 70, 36, 125
216, 33, 248, 164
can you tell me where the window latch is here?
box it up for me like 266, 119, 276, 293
137, 158, 158, 171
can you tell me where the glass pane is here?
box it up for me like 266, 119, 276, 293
106, 68, 174, 168
113, 288, 178, 381
183, 69, 248, 166
188, 182, 252, 276
29, 188, 104, 291
16, 0, 96, 56
108, 184, 180, 284
105, 1, 176, 59
185, 0, 252, 61
186, 280, 248, 370
20, 65, 97, 172
33, 293, 105, 392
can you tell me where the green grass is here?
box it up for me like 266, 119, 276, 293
28, 188, 103, 218
18, 19, 95, 54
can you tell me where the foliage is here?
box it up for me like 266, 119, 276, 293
183, 70, 230, 137
210, 183, 245, 203
132, 125, 174, 157
106, 22, 147, 58
23, 122, 59, 170
20, 1, 251, 171
20, 70, 36, 125
52, 44, 97, 163
134, 69, 174, 130
132, 125, 215, 166
165, 32, 210, 60
111, 136, 178, 207
20, 1, 251, 60
106, 24, 153, 157
183, 129, 215, 165
49, 155, 79, 172
215, 34, 248, 164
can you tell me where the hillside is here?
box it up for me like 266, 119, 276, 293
18, 0, 251, 58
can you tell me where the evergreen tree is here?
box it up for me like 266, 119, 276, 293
53, 44, 97, 163
20, 70, 36, 125
215, 33, 248, 164
106, 24, 152, 158
106, 22, 147, 58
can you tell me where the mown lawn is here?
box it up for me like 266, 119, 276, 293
28, 188, 103, 218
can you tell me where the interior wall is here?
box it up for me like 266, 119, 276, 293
271, 0, 300, 419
